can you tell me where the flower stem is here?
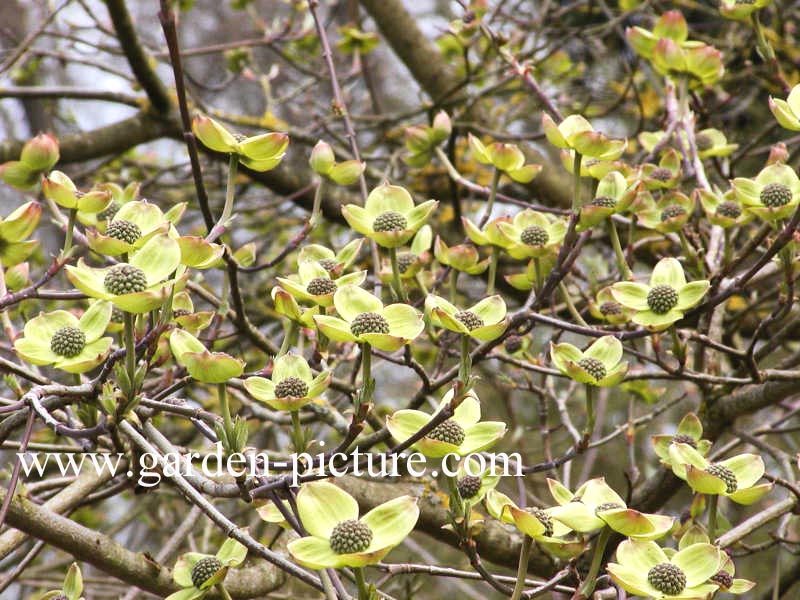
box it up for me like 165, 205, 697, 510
353, 567, 370, 600
310, 178, 325, 228
291, 410, 305, 453
216, 583, 233, 600
319, 569, 338, 600
751, 12, 775, 61
575, 525, 611, 599
61, 208, 78, 257
389, 246, 407, 301
487, 249, 499, 295
459, 333, 472, 385
220, 153, 239, 228
560, 282, 588, 326
449, 268, 459, 304
533, 257, 542, 294
510, 535, 533, 600
219, 382, 233, 434
123, 312, 137, 401
581, 384, 596, 447
356, 342, 373, 413
480, 168, 501, 227
670, 326, 686, 368
708, 493, 719, 542
608, 217, 633, 280
278, 320, 298, 358
572, 152, 583, 212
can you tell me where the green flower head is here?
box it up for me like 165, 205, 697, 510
588, 286, 634, 325
287, 481, 419, 569
297, 238, 364, 278
86, 200, 171, 256
462, 215, 513, 248
192, 114, 288, 172
494, 209, 567, 259
434, 236, 489, 275
638, 191, 695, 233
611, 257, 710, 330
0, 133, 59, 191
14, 300, 113, 374
0, 201, 42, 266
66, 234, 183, 314
696, 188, 751, 228
169, 329, 244, 384
378, 225, 432, 281
341, 182, 438, 248
668, 443, 772, 504
166, 538, 248, 600
732, 163, 800, 221
309, 140, 365, 185
550, 335, 628, 386
42, 171, 112, 213
542, 114, 627, 160
386, 388, 506, 458
579, 171, 638, 229
640, 148, 682, 190
639, 129, 737, 160
468, 134, 542, 183
770, 84, 800, 132
676, 528, 757, 595
652, 412, 712, 466
271, 286, 319, 328
278, 261, 367, 308
404, 111, 451, 167
547, 477, 674, 539
244, 352, 331, 411
313, 285, 424, 352
607, 538, 722, 599
453, 456, 500, 504
425, 294, 508, 341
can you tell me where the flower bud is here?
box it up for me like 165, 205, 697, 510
20, 133, 59, 171
328, 160, 365, 185
431, 111, 452, 144
309, 140, 335, 175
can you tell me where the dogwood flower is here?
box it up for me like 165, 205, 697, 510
14, 300, 113, 374
434, 237, 489, 275
0, 201, 42, 266
550, 335, 628, 387
652, 412, 712, 467
668, 443, 772, 504
542, 114, 627, 160
192, 114, 288, 172
467, 135, 542, 183
770, 84, 800, 131
169, 329, 244, 384
341, 183, 437, 248
278, 261, 367, 308
638, 191, 695, 233
166, 538, 247, 600
494, 209, 567, 259
313, 285, 423, 352
607, 538, 721, 599
42, 171, 112, 213
425, 295, 508, 341
287, 481, 419, 569
244, 352, 331, 411
547, 478, 674, 539
732, 163, 800, 221
611, 257, 709, 330
386, 388, 506, 458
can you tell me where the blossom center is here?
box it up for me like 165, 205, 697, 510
106, 219, 142, 244
97, 201, 121, 222
504, 334, 523, 354
525, 507, 554, 537
520, 225, 549, 246
104, 264, 147, 295
599, 301, 623, 316
577, 357, 606, 381
350, 312, 390, 336
695, 133, 713, 152
427, 419, 466, 446
456, 475, 482, 499
716, 201, 741, 219
329, 519, 373, 554
191, 556, 223, 588
50, 326, 86, 358
710, 570, 734, 589
660, 205, 687, 222
589, 195, 617, 209
647, 563, 687, 596
306, 277, 337, 296
595, 501, 624, 512
647, 284, 679, 315
318, 258, 338, 272
372, 210, 407, 232
705, 463, 738, 493
396, 251, 417, 274
455, 310, 484, 331
760, 182, 792, 208
649, 167, 673, 182
274, 376, 309, 399
672, 434, 697, 448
